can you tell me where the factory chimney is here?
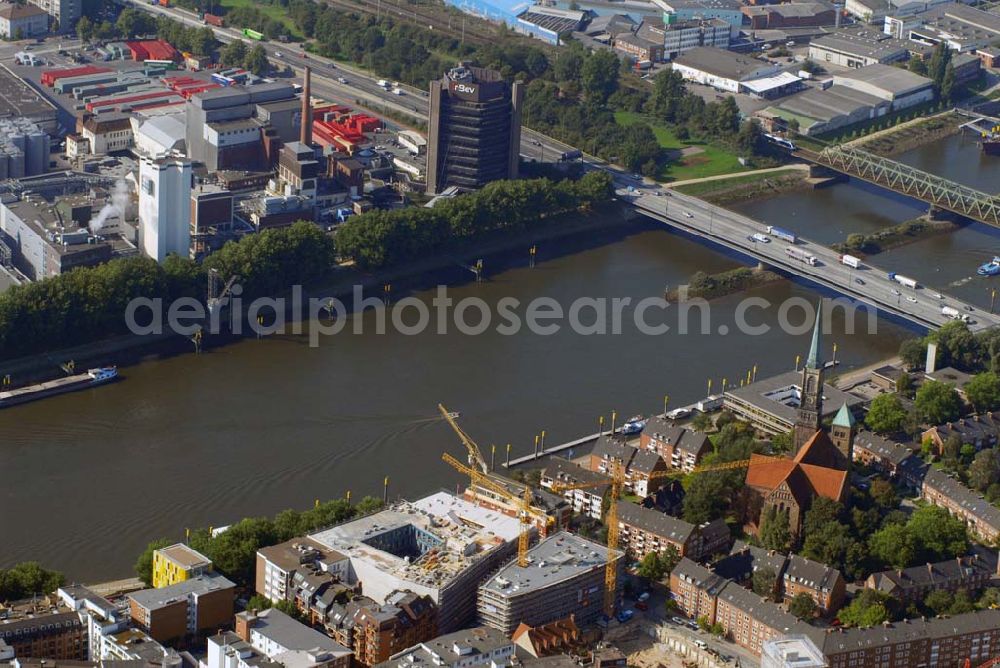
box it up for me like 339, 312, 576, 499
301, 66, 312, 146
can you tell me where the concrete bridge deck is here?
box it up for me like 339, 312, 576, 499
620, 184, 1000, 332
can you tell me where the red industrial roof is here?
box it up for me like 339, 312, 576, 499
86, 91, 182, 112
125, 39, 179, 62
40, 66, 112, 86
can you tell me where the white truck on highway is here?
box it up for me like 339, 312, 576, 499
377, 79, 389, 88
888, 272, 919, 289
786, 247, 818, 266
942, 306, 972, 323
840, 254, 862, 269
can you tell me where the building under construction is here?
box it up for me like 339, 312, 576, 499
308, 492, 521, 633
477, 531, 623, 636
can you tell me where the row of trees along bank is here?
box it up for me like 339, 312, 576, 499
0, 176, 610, 362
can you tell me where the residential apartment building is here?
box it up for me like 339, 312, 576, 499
0, 3, 48, 38
26, 0, 78, 30
922, 411, 1000, 454
921, 468, 1000, 543
541, 459, 609, 520
866, 553, 997, 603
617, 501, 730, 562
477, 532, 623, 636
0, 606, 85, 660
639, 418, 711, 472
128, 573, 236, 642
255, 537, 350, 606
152, 543, 213, 588
81, 115, 133, 155
669, 558, 729, 622
374, 627, 514, 668
588, 436, 668, 497
234, 608, 352, 668
510, 617, 580, 658
56, 585, 128, 661
337, 591, 437, 666
852, 431, 919, 481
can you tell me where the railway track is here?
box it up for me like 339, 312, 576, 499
317, 0, 498, 44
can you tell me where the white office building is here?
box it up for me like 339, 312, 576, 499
139, 156, 191, 262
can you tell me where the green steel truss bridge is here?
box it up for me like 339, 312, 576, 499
801, 145, 1000, 226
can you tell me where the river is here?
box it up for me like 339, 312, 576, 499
0, 210, 910, 581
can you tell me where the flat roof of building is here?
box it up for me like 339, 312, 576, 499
128, 572, 235, 611
908, 2, 1000, 44
673, 47, 777, 82
240, 608, 351, 659
479, 531, 620, 598
378, 626, 510, 668
724, 369, 864, 425
810, 27, 910, 59
156, 543, 212, 571
833, 63, 932, 96
0, 64, 57, 122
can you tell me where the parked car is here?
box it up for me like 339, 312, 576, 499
616, 609, 635, 623
636, 601, 648, 611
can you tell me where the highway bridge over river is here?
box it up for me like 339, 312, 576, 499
623, 184, 1000, 332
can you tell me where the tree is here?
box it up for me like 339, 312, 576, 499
915, 381, 962, 425
221, 39, 248, 68
76, 14, 93, 42
636, 545, 680, 581
134, 537, 171, 586
274, 599, 305, 621
941, 63, 956, 102
924, 589, 953, 615
736, 119, 763, 157
977, 587, 1000, 609
907, 505, 968, 561
869, 479, 898, 510
752, 566, 777, 600
896, 372, 914, 397
759, 506, 791, 552
908, 57, 928, 76
0, 563, 66, 600
966, 372, 1000, 412
580, 50, 619, 103
868, 523, 916, 570
969, 449, 1000, 492
354, 495, 385, 516
246, 594, 272, 611
838, 590, 890, 628
866, 394, 908, 434
801, 497, 843, 539
899, 338, 926, 369
244, 44, 270, 76
789, 592, 818, 619
691, 412, 713, 432
787, 118, 800, 138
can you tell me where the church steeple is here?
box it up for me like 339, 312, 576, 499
793, 301, 825, 452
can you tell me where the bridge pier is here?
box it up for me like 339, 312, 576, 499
927, 205, 953, 221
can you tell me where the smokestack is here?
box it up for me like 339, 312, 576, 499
301, 66, 312, 146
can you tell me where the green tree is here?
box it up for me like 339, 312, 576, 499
274, 599, 305, 621
801, 497, 843, 539
915, 381, 963, 424
896, 372, 914, 397
789, 592, 818, 619
838, 590, 890, 628
752, 566, 777, 600
969, 449, 1000, 492
908, 57, 928, 76
579, 50, 619, 103
247, 594, 272, 611
76, 14, 93, 42
907, 505, 968, 561
244, 44, 270, 76
941, 63, 956, 101
134, 538, 172, 586
736, 118, 762, 157
759, 506, 791, 552
965, 372, 1000, 412
0, 563, 66, 600
899, 338, 926, 369
868, 523, 916, 570
869, 478, 898, 510
221, 39, 248, 68
977, 587, 1000, 609
636, 545, 681, 582
924, 589, 953, 615
866, 394, 908, 434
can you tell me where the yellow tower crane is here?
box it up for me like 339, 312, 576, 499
550, 453, 788, 617
439, 405, 553, 567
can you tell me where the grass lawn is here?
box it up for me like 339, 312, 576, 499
674, 168, 800, 197
219, 0, 304, 39
614, 111, 749, 182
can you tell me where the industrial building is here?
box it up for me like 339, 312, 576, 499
884, 2, 1000, 52
0, 65, 58, 133
476, 532, 624, 636
442, 0, 568, 44
831, 63, 934, 110
139, 156, 192, 262
670, 47, 783, 93
808, 27, 913, 67
741, 2, 836, 29
426, 65, 522, 195
306, 491, 521, 634
639, 19, 732, 60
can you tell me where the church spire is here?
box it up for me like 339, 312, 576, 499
806, 300, 823, 369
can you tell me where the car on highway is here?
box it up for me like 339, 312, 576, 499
965, 305, 975, 311
684, 212, 694, 218
632, 173, 642, 180
906, 296, 918, 303
891, 289, 902, 296
275, 51, 283, 58
855, 278, 865, 285
933, 292, 944, 299
337, 76, 347, 83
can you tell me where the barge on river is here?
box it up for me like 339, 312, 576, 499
0, 367, 118, 409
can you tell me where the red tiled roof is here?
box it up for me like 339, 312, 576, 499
745, 431, 847, 503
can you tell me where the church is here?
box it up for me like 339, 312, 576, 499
744, 303, 856, 539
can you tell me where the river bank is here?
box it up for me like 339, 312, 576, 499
0, 204, 642, 385
848, 111, 963, 157
675, 169, 813, 205
831, 215, 962, 255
